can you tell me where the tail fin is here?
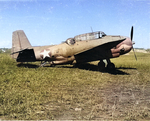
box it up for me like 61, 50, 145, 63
11, 30, 36, 62
11, 30, 32, 59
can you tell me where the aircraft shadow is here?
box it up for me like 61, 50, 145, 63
117, 67, 137, 70
69, 63, 132, 75
17, 63, 39, 68
17, 63, 135, 75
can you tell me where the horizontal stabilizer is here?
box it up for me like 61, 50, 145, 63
16, 49, 36, 62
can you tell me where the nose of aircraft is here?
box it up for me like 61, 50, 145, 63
117, 37, 133, 55
124, 37, 133, 47
123, 37, 133, 53
119, 26, 137, 60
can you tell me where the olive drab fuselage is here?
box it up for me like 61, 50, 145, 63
11, 29, 134, 67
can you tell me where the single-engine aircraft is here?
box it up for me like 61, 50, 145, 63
11, 26, 136, 71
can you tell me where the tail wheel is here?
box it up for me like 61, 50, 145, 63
98, 61, 105, 72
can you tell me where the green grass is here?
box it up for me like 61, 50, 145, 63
0, 52, 150, 120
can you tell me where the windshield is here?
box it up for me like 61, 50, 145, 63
74, 31, 106, 41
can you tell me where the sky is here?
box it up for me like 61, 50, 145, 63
0, 0, 150, 49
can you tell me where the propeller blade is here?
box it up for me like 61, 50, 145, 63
131, 26, 133, 41
130, 26, 137, 60
132, 47, 137, 61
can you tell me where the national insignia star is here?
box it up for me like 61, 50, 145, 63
40, 49, 50, 59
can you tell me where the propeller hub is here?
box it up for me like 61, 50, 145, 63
132, 41, 135, 45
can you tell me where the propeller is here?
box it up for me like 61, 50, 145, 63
130, 26, 137, 60
131, 26, 133, 41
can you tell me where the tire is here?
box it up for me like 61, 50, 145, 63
106, 63, 115, 71
98, 61, 105, 72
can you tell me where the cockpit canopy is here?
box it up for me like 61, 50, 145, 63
74, 31, 106, 41
65, 31, 106, 45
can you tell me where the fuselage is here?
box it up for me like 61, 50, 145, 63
32, 35, 133, 65
11, 30, 133, 65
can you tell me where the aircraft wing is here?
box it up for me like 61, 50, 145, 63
74, 39, 124, 63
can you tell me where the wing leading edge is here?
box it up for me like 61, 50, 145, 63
74, 39, 124, 63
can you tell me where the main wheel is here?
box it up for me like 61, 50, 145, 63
106, 63, 115, 71
98, 61, 105, 72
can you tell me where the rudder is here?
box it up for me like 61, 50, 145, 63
11, 30, 32, 59
11, 30, 36, 62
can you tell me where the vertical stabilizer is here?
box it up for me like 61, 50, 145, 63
11, 30, 32, 59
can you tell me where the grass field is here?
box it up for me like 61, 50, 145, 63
0, 52, 150, 120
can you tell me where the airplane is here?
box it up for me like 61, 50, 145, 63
11, 26, 136, 71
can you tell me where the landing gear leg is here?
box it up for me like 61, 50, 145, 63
73, 63, 81, 68
40, 61, 55, 67
106, 59, 115, 71
49, 61, 55, 67
98, 60, 106, 72
40, 61, 47, 67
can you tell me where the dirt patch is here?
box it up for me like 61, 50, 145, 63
93, 83, 150, 120
50, 82, 150, 120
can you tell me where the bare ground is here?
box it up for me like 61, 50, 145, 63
39, 69, 150, 120
51, 84, 150, 120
